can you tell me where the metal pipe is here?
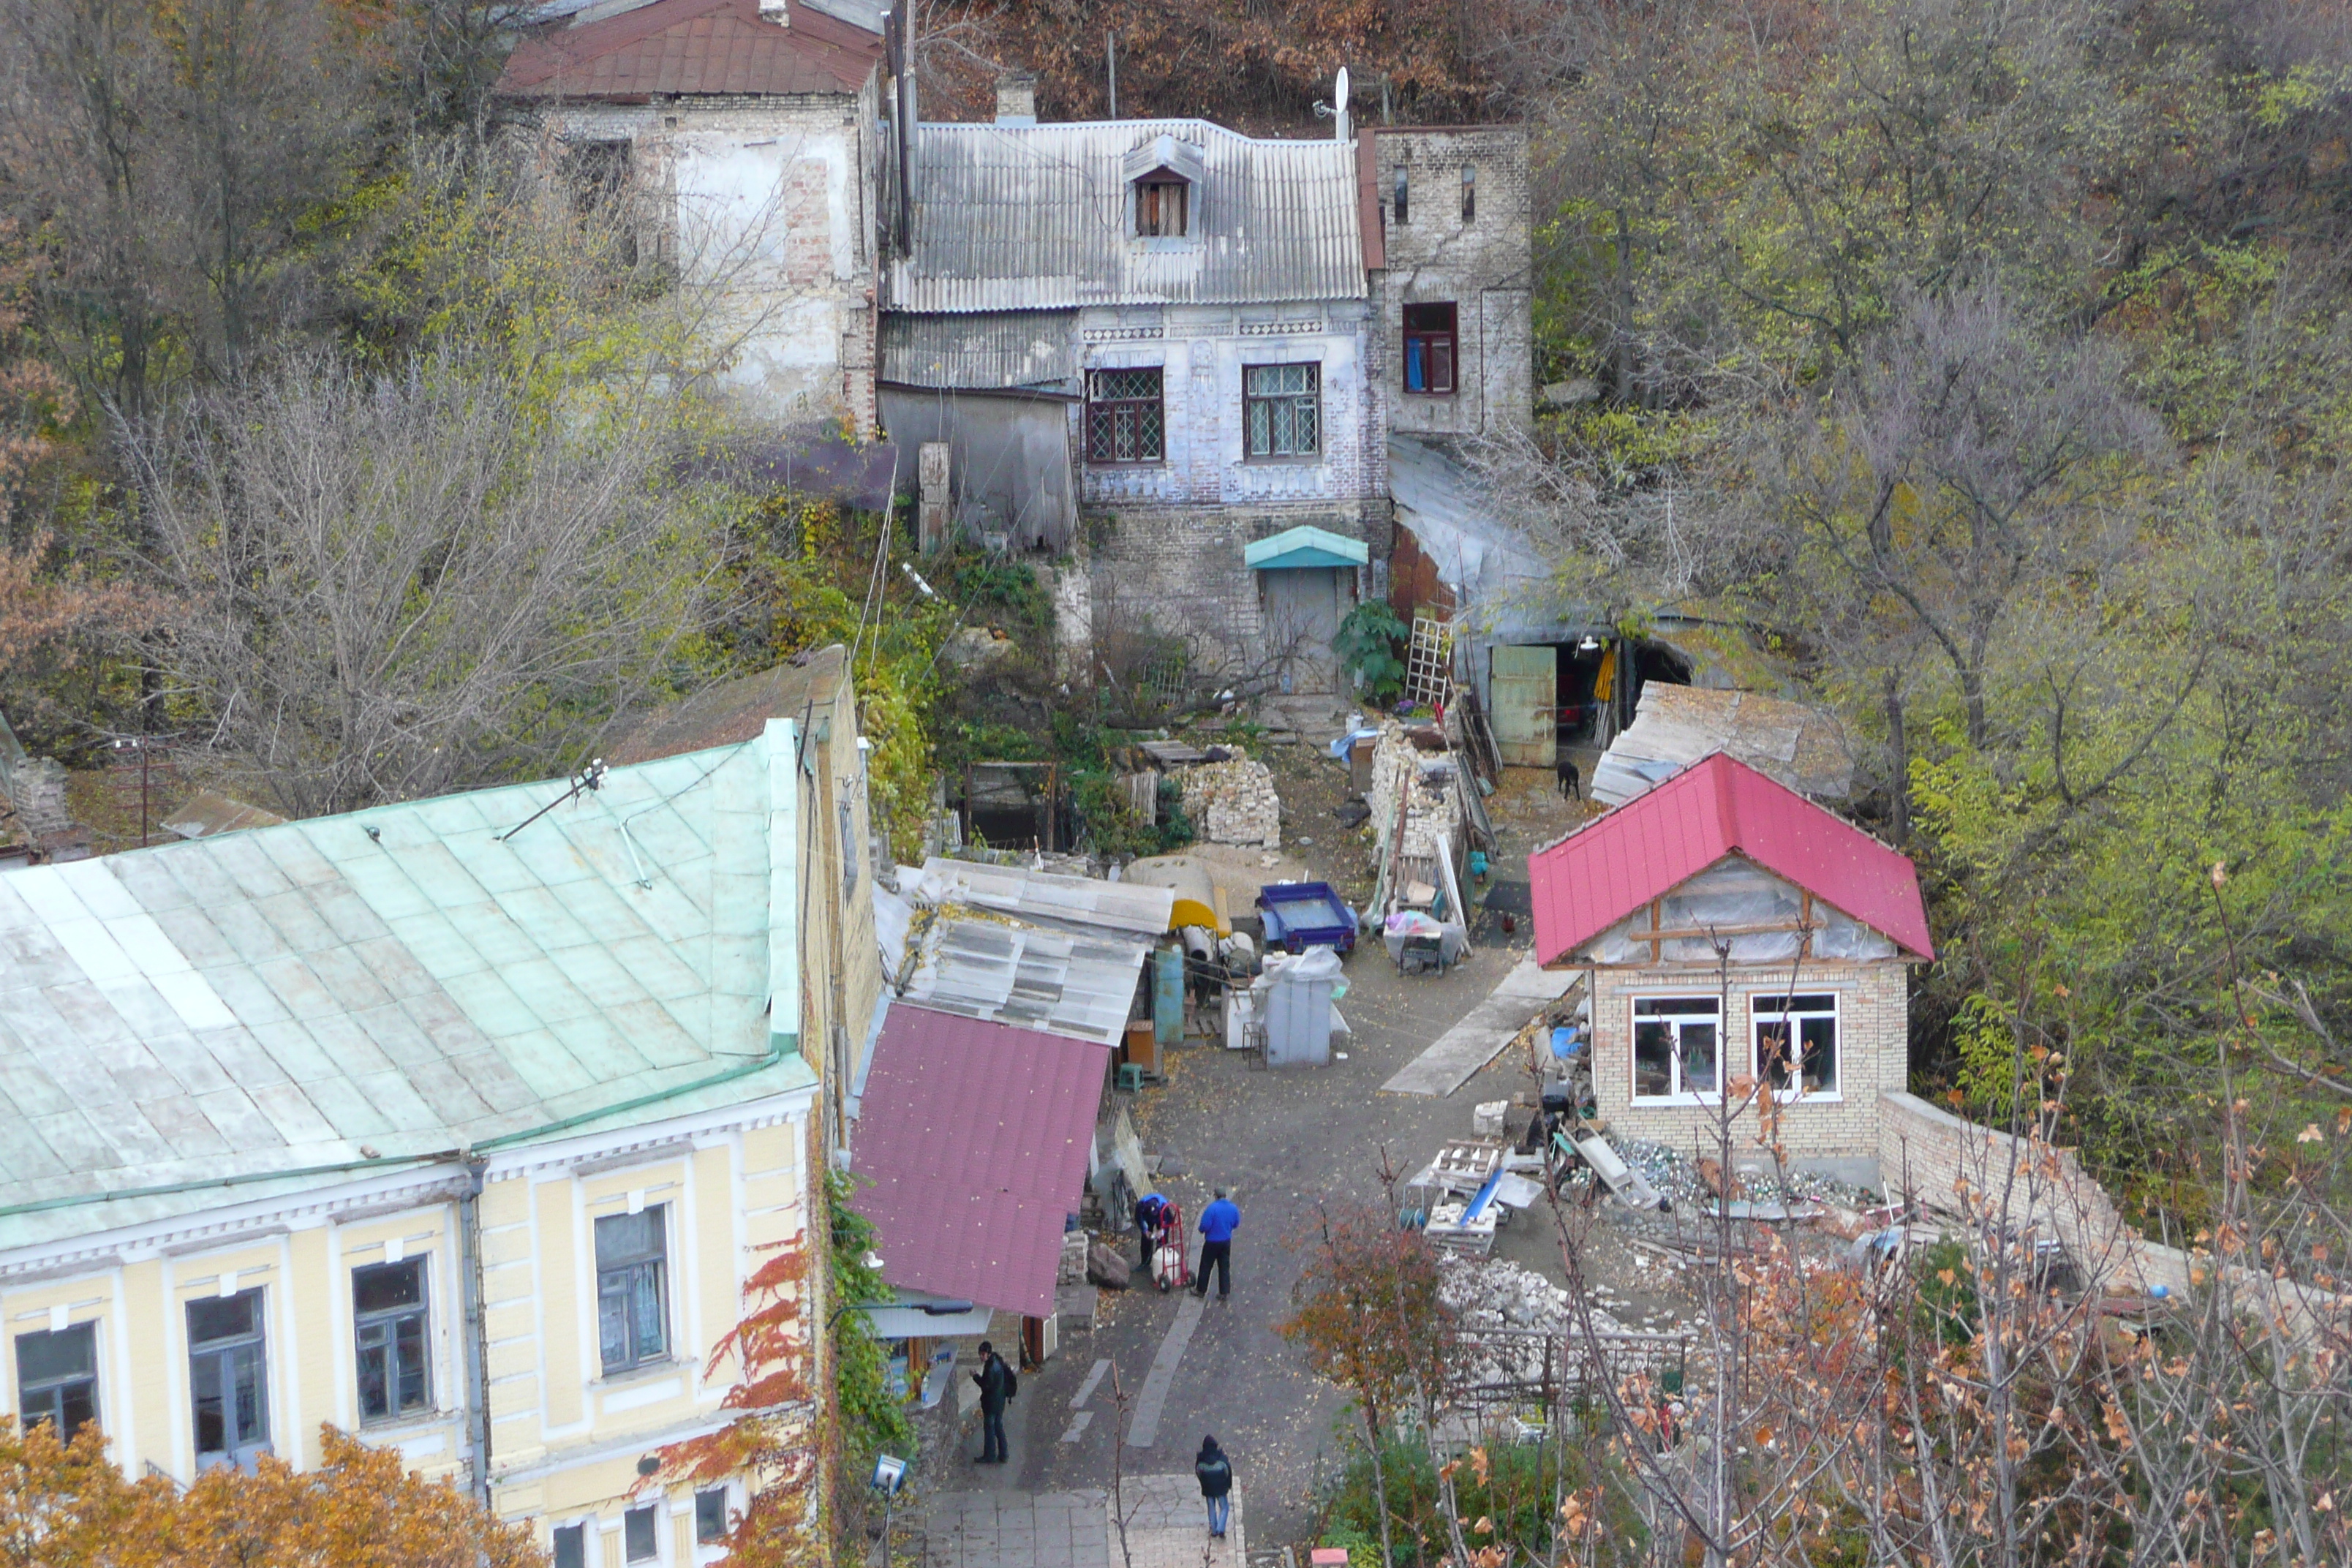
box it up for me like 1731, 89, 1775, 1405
458, 1159, 494, 1508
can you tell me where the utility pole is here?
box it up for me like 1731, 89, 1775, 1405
111, 735, 167, 847
1105, 29, 1117, 118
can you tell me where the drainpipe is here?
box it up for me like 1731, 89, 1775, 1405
459, 1158, 494, 1510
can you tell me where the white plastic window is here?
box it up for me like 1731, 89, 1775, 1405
1753, 992, 1839, 1098
1631, 995, 1725, 1101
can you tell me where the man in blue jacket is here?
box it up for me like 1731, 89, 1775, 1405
1194, 1188, 1240, 1300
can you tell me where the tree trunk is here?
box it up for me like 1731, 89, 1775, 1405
1884, 668, 1909, 846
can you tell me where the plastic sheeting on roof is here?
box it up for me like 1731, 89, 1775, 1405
907, 856, 1175, 935
1591, 685, 1852, 806
890, 121, 1365, 314
898, 915, 1149, 1047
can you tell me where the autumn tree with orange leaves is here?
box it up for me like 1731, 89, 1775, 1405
657, 1166, 911, 1566
0, 1417, 540, 1568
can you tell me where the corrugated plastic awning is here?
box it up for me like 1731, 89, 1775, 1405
1245, 525, 1369, 571
849, 1006, 1109, 1317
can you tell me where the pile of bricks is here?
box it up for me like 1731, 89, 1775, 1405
1180, 758, 1282, 848
1365, 721, 1464, 862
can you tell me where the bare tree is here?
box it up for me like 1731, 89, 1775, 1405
121, 351, 738, 815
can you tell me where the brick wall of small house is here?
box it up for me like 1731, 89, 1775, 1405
1371, 127, 1533, 438
1086, 500, 1391, 669
505, 88, 880, 427
1586, 959, 1909, 1164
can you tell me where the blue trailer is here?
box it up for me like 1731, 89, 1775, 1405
1255, 881, 1358, 956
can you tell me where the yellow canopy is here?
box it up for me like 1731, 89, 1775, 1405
1122, 855, 1232, 937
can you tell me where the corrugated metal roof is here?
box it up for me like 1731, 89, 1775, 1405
497, 0, 879, 100
889, 121, 1367, 313
0, 725, 810, 1249
880, 311, 1082, 391
912, 856, 1175, 936
899, 914, 1148, 1047
1528, 753, 1933, 966
1591, 685, 1854, 807
849, 1005, 1107, 1316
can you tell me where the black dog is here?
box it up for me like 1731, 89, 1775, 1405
1556, 758, 1581, 801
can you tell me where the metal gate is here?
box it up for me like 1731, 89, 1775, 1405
1489, 644, 1556, 767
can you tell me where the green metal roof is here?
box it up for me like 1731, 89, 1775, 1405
0, 721, 810, 1251
1243, 524, 1371, 571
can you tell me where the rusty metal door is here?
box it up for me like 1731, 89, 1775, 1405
1489, 644, 1556, 767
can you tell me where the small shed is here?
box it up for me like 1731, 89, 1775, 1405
1528, 753, 1931, 1184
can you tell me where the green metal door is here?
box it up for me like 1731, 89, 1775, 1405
1490, 644, 1556, 767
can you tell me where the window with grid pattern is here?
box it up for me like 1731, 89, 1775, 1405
1243, 364, 1320, 457
1087, 368, 1164, 464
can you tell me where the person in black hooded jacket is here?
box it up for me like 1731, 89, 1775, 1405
1195, 1434, 1234, 1539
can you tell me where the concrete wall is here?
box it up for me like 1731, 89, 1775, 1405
1585, 958, 1909, 1179
511, 83, 883, 429
1371, 127, 1533, 438
1877, 1091, 2193, 1294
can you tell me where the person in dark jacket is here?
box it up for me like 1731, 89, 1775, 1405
972, 1341, 1011, 1463
1196, 1434, 1234, 1537
1194, 1188, 1240, 1299
1135, 1191, 1171, 1280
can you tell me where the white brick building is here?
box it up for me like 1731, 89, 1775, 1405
878, 82, 1531, 693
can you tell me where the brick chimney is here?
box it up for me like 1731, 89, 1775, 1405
995, 71, 1037, 127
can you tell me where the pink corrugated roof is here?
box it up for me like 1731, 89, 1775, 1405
1529, 752, 1933, 967
849, 1005, 1109, 1318
497, 0, 881, 100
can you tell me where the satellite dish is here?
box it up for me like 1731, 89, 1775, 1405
1335, 65, 1352, 108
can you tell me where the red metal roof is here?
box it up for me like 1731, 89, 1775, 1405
497, 0, 881, 100
1528, 752, 1933, 966
848, 1005, 1109, 1318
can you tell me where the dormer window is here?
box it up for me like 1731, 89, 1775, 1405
1138, 178, 1189, 237
1122, 133, 1207, 243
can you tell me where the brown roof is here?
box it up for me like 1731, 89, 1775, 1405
497, 0, 881, 101
606, 645, 848, 764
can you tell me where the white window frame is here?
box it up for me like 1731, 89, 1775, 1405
1628, 994, 1730, 1104
1750, 991, 1844, 1102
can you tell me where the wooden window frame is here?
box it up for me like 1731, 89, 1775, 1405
15, 1322, 98, 1442
353, 1257, 431, 1423
1136, 177, 1189, 238
1243, 363, 1322, 459
1403, 302, 1458, 395
595, 1206, 671, 1374
1086, 367, 1166, 464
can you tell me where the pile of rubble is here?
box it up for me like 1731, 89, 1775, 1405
1617, 1139, 1878, 1210
1181, 757, 1281, 848
1439, 1255, 1627, 1336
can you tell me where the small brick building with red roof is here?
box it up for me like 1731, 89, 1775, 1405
1529, 751, 1933, 1182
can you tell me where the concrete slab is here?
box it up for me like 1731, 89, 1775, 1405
1123, 1292, 1205, 1448
1115, 1475, 1244, 1568
1380, 957, 1578, 1096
